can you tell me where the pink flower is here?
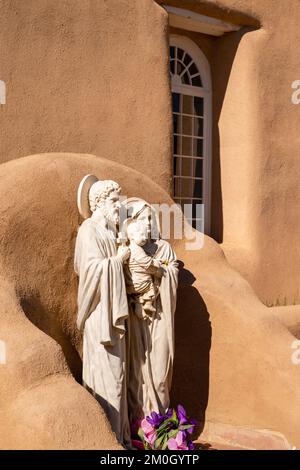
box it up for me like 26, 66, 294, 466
167, 431, 189, 450
141, 418, 156, 445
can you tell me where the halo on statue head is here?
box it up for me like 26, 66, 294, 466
120, 197, 161, 240
77, 174, 99, 219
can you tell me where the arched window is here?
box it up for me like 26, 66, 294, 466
170, 35, 212, 233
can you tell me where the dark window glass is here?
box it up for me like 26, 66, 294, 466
173, 113, 178, 134
193, 158, 203, 178
189, 62, 199, 76
177, 62, 184, 76
193, 180, 203, 199
170, 60, 175, 74
173, 135, 178, 155
177, 48, 184, 60
174, 134, 182, 155
170, 46, 175, 59
172, 93, 180, 113
192, 75, 202, 87
194, 97, 203, 116
194, 117, 203, 137
182, 72, 190, 85
181, 158, 191, 177
193, 139, 203, 157
174, 156, 181, 176
183, 53, 192, 66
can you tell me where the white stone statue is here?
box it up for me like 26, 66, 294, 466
74, 178, 178, 447
74, 175, 131, 446
120, 198, 179, 422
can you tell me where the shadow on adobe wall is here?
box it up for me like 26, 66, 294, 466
171, 260, 212, 437
20, 296, 83, 383
211, 26, 259, 242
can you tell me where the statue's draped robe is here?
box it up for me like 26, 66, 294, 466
74, 218, 130, 445
127, 239, 179, 421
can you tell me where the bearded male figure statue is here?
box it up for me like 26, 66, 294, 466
74, 175, 131, 446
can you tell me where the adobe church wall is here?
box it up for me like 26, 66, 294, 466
210, 0, 300, 306
0, 0, 172, 191
1, 0, 300, 305
162, 0, 300, 306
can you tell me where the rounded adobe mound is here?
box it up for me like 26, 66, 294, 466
0, 152, 299, 449
0, 152, 172, 449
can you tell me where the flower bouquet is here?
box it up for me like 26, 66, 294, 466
131, 405, 196, 450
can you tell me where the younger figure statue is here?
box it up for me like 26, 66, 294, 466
125, 220, 163, 319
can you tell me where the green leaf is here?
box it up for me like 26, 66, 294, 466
162, 434, 169, 450
156, 414, 178, 433
154, 434, 165, 449
137, 428, 144, 441
168, 429, 178, 438
156, 421, 172, 434
170, 409, 178, 423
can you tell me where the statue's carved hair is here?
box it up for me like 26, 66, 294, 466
89, 180, 121, 212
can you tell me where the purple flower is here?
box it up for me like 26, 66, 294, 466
177, 404, 188, 424
146, 411, 165, 427
188, 440, 195, 450
177, 404, 196, 434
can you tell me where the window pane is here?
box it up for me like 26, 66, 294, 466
194, 117, 203, 137
193, 180, 203, 198
194, 97, 203, 116
182, 72, 190, 85
170, 60, 175, 74
183, 53, 192, 66
193, 138, 203, 157
192, 75, 202, 87
177, 62, 184, 76
182, 137, 192, 156
181, 178, 194, 198
193, 158, 203, 178
174, 156, 181, 176
182, 95, 193, 114
170, 46, 175, 59
189, 62, 199, 76
174, 177, 180, 197
173, 135, 181, 155
177, 48, 184, 60
172, 93, 180, 113
173, 114, 178, 133
182, 116, 193, 136
181, 158, 192, 177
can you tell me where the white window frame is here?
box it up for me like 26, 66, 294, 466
170, 34, 212, 235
